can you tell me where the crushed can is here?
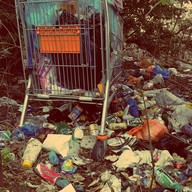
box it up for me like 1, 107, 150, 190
108, 122, 127, 130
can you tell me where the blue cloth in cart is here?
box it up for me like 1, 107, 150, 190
25, 0, 62, 26
24, 0, 62, 67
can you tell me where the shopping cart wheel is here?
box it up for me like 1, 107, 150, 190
91, 140, 107, 161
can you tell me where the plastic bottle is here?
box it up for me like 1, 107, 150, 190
22, 138, 42, 168
154, 166, 183, 191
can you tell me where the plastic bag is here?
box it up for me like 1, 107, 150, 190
155, 89, 186, 106
128, 119, 169, 142
36, 54, 53, 94
43, 134, 72, 157
168, 104, 192, 132
150, 64, 170, 79
127, 98, 140, 117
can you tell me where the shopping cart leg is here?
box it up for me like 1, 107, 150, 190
19, 74, 32, 127
91, 0, 112, 161
91, 80, 110, 161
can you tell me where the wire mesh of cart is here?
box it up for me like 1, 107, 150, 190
15, 0, 124, 160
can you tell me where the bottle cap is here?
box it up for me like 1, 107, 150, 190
22, 160, 33, 168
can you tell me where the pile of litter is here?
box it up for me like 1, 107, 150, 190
0, 44, 192, 192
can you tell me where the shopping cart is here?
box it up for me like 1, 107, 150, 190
15, 0, 123, 160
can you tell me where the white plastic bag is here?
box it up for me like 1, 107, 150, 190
168, 104, 192, 132
43, 134, 72, 157
155, 89, 186, 106
113, 150, 140, 171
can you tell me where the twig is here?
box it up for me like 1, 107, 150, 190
0, 21, 16, 46
140, 89, 155, 192
0, 152, 2, 186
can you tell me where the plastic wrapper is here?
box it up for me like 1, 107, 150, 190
128, 119, 169, 142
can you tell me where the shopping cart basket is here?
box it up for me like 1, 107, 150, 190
15, 0, 123, 160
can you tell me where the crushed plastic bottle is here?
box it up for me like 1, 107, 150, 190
0, 130, 11, 147
22, 138, 42, 168
154, 166, 183, 191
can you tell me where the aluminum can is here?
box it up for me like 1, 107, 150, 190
89, 124, 99, 136
108, 122, 127, 130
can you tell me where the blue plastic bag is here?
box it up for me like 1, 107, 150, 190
12, 125, 40, 140
151, 65, 170, 80
127, 98, 140, 117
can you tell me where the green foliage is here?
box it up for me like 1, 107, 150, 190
1, 147, 13, 166
0, 0, 22, 79
121, 0, 192, 59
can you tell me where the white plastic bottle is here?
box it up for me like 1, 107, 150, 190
22, 138, 42, 168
